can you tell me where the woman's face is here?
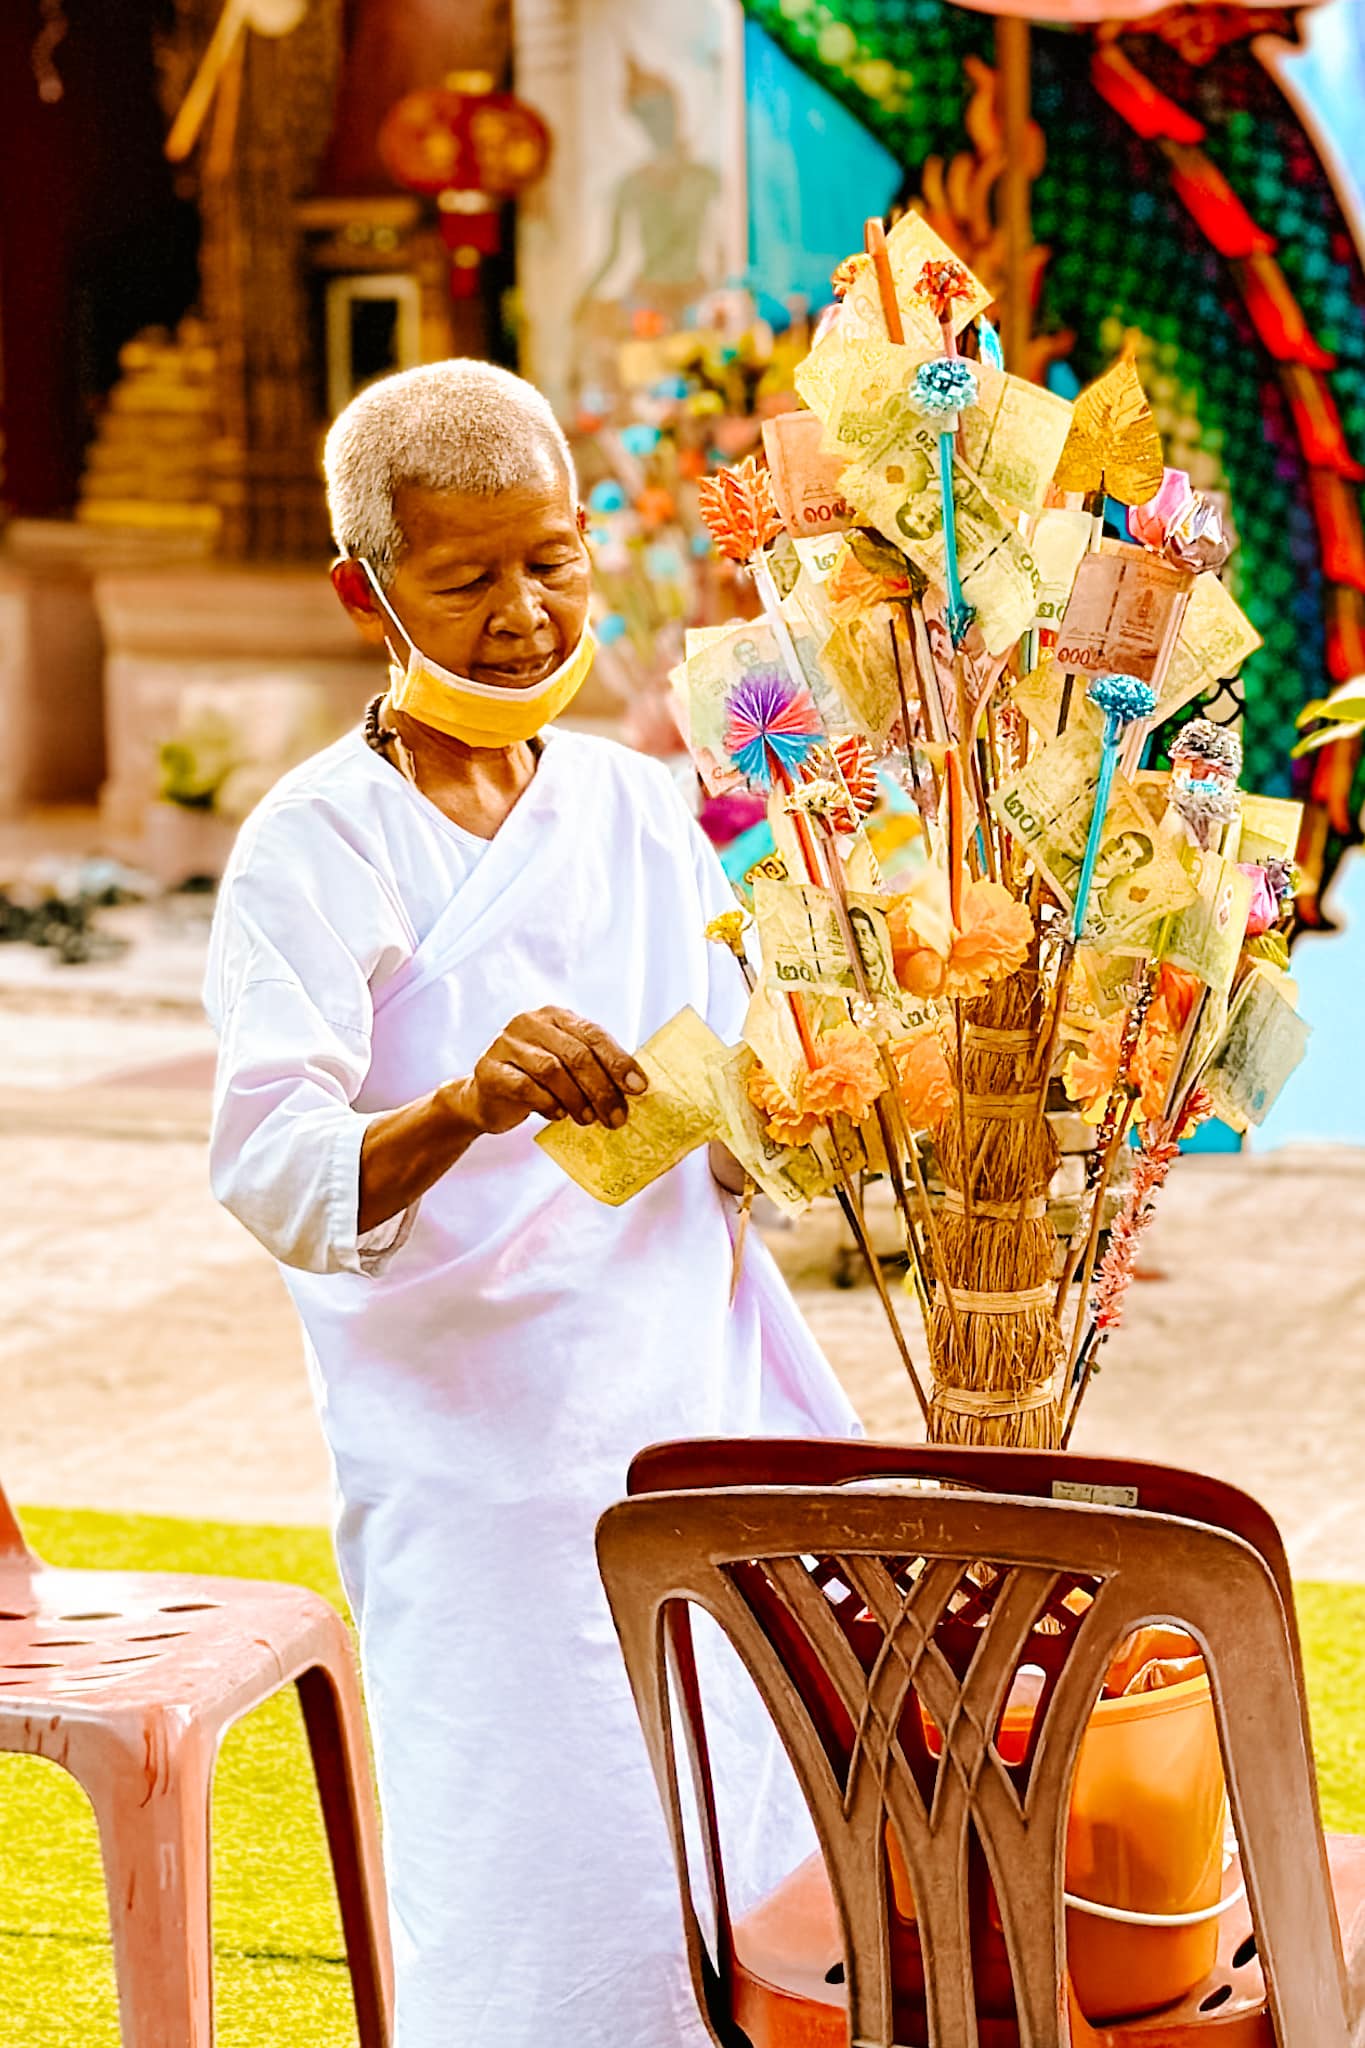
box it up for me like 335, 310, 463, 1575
335, 458, 592, 689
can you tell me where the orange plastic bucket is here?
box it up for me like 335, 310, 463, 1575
886, 1648, 1229, 2021
1064, 1667, 1227, 2019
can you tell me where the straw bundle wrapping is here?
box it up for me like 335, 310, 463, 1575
927, 966, 1064, 1445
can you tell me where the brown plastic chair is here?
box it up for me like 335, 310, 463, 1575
626, 1442, 1297, 1623
0, 1482, 392, 2047
597, 1467, 1365, 2048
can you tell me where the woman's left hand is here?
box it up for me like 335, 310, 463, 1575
709, 1142, 749, 1195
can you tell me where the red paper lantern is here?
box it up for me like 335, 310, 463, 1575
378, 76, 551, 299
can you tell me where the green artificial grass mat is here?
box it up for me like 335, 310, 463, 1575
1, 1510, 355, 2047
1, 1508, 1362, 2045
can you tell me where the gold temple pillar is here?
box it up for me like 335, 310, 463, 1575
194, 1, 343, 559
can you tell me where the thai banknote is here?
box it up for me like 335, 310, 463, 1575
841, 438, 1040, 655
761, 409, 854, 537
791, 326, 856, 428
959, 366, 1073, 514
743, 977, 868, 1095
1053, 544, 1193, 687
782, 527, 899, 744
535, 1005, 721, 1205
1028, 507, 1095, 630
821, 604, 907, 743
809, 336, 1070, 521
709, 1042, 829, 1213
678, 609, 849, 794
754, 876, 900, 1002
788, 531, 846, 603
1132, 767, 1172, 820
1234, 794, 1303, 869
1160, 851, 1255, 997
1008, 652, 1073, 737
1182, 988, 1229, 1104
797, 335, 923, 468
990, 728, 1194, 952
1060, 951, 1143, 1067
1157, 572, 1262, 722
1199, 966, 1309, 1130
743, 978, 808, 1105
781, 534, 844, 655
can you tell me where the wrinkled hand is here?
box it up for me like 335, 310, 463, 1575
466, 1007, 648, 1135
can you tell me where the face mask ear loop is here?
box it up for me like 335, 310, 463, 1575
358, 558, 416, 675
357, 559, 421, 787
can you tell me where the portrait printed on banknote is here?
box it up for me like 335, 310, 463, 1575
990, 730, 1194, 952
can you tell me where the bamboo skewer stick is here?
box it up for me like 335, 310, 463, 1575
888, 613, 939, 855
833, 1169, 931, 1424
728, 1182, 755, 1307
1058, 1096, 1135, 1351
953, 1001, 974, 1242
865, 216, 905, 343
1061, 1328, 1104, 1447
812, 823, 967, 1368
889, 614, 916, 755
781, 967, 929, 1411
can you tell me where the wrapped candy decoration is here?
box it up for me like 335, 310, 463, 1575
1165, 493, 1232, 575
1128, 468, 1194, 552
1129, 465, 1232, 574
1239, 865, 1281, 938
1171, 718, 1243, 846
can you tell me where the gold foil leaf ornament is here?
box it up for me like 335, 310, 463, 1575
1053, 359, 1165, 506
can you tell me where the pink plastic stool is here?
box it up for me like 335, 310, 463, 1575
0, 1483, 392, 2046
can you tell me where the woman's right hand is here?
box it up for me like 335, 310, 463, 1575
460, 1007, 649, 1135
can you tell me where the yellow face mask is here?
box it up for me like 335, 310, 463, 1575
361, 560, 596, 750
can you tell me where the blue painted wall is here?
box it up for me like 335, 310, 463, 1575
744, 17, 901, 311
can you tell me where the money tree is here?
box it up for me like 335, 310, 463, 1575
540, 213, 1308, 1450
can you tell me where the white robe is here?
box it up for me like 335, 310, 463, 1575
204, 727, 858, 2048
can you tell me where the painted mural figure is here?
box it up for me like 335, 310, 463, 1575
577, 60, 723, 325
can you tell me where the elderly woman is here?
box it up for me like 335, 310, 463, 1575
205, 360, 856, 2048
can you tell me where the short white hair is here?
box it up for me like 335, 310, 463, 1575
323, 359, 576, 586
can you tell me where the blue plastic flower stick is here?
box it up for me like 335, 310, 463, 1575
912, 356, 978, 647
1070, 672, 1159, 943
939, 431, 968, 639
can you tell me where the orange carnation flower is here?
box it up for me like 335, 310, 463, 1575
1132, 1017, 1183, 1124
1062, 1009, 1125, 1123
886, 869, 954, 998
746, 1062, 819, 1148
801, 1025, 887, 1124
889, 1026, 954, 1129
945, 881, 1034, 999
1148, 962, 1201, 1039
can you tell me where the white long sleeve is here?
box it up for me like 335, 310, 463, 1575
205, 792, 420, 1276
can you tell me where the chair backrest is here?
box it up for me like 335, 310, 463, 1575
626, 1439, 1298, 1649
0, 1478, 31, 1567
597, 1482, 1350, 2048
